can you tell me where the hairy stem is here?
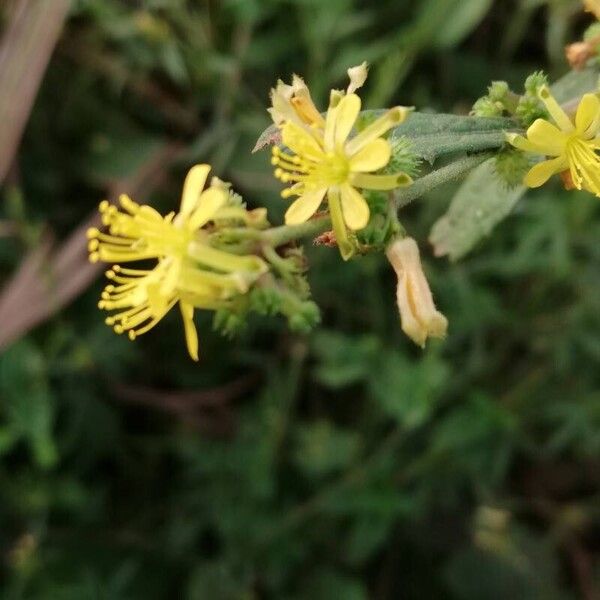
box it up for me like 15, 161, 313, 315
393, 152, 494, 209
263, 214, 331, 247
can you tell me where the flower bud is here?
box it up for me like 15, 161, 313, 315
386, 238, 448, 347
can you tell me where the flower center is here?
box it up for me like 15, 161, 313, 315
272, 146, 349, 195
565, 135, 600, 195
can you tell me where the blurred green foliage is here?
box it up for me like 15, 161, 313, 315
1, 0, 600, 598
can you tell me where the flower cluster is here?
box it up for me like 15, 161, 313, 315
89, 24, 600, 359
88, 165, 268, 360
506, 87, 600, 195
268, 64, 412, 260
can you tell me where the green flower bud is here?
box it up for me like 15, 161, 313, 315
471, 96, 504, 118
495, 149, 531, 188
288, 301, 320, 333
515, 95, 548, 128
488, 80, 509, 102
524, 71, 548, 97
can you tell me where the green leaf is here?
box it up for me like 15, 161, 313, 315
369, 351, 448, 429
429, 158, 526, 261
253, 112, 515, 162
292, 420, 361, 478
0, 340, 57, 468
312, 331, 380, 388
389, 113, 514, 163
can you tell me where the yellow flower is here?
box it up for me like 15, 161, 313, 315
268, 62, 369, 129
272, 92, 412, 259
268, 75, 325, 129
87, 164, 267, 360
506, 86, 600, 195
386, 238, 448, 348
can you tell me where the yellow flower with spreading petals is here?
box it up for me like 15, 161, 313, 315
272, 92, 412, 259
87, 164, 267, 360
506, 86, 600, 195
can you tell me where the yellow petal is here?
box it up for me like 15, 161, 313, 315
180, 164, 211, 217
506, 132, 546, 154
281, 122, 324, 160
158, 257, 181, 298
345, 106, 410, 155
188, 243, 268, 275
323, 90, 344, 150
339, 184, 370, 230
348, 138, 391, 172
284, 188, 326, 225
538, 86, 574, 132
526, 120, 567, 156
523, 157, 566, 188
575, 93, 600, 137
328, 187, 354, 260
351, 172, 412, 190
187, 188, 228, 230
180, 301, 199, 361
333, 93, 361, 147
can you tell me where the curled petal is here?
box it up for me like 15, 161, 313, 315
347, 62, 369, 94
386, 238, 447, 348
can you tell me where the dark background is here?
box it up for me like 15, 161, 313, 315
0, 0, 599, 598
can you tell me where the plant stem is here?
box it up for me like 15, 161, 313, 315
393, 152, 493, 209
263, 215, 331, 247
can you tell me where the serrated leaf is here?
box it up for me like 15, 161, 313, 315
429, 158, 525, 261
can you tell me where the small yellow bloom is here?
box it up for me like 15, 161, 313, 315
272, 92, 412, 259
506, 86, 600, 195
386, 238, 448, 348
268, 75, 325, 129
268, 63, 370, 129
88, 164, 267, 360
